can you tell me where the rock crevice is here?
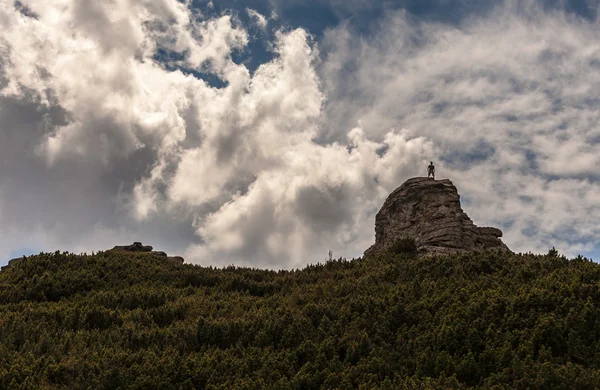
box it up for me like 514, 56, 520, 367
365, 177, 510, 256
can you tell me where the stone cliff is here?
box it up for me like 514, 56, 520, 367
365, 177, 510, 257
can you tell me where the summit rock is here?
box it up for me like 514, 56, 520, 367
365, 177, 510, 257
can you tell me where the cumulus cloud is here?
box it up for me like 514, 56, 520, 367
132, 26, 434, 267
0, 0, 245, 259
184, 127, 432, 267
0, 0, 599, 268
0, 0, 433, 268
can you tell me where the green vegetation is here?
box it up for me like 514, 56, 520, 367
1, 249, 600, 389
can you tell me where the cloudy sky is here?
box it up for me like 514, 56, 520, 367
1, 0, 599, 268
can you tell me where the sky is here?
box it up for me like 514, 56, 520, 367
1, 0, 599, 269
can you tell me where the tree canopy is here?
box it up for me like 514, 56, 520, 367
1, 249, 599, 389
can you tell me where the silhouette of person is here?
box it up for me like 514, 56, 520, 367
427, 161, 435, 179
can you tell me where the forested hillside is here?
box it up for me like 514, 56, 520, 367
1, 249, 600, 389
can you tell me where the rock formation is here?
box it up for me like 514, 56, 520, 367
365, 177, 510, 257
112, 242, 154, 252
109, 242, 184, 264
1, 257, 25, 271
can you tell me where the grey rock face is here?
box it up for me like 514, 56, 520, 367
364, 177, 510, 257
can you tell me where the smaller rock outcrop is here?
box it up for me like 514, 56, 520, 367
1, 257, 25, 271
112, 242, 154, 252
365, 177, 510, 257
109, 242, 184, 264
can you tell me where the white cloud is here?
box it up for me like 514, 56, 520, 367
247, 8, 268, 30
0, 0, 599, 267
184, 128, 433, 268
133, 27, 434, 267
0, 0, 433, 268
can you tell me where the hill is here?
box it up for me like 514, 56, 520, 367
2, 249, 600, 389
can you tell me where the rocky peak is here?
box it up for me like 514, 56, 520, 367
365, 177, 510, 257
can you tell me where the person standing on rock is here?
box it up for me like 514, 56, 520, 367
427, 161, 435, 179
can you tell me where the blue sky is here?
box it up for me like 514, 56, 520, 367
191, 0, 599, 70
165, 0, 599, 86
1, 0, 599, 267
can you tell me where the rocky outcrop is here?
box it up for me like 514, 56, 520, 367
110, 242, 184, 264
365, 177, 510, 257
1, 257, 25, 271
112, 242, 154, 252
